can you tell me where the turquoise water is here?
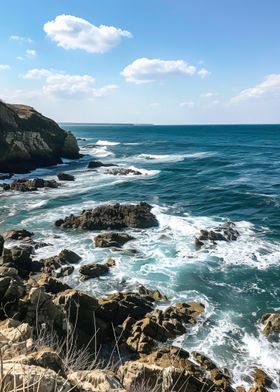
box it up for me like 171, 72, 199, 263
1, 124, 280, 388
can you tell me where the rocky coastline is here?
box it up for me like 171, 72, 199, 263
0, 204, 278, 391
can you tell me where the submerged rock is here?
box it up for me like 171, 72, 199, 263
57, 172, 75, 181
1, 178, 59, 192
88, 160, 117, 169
94, 232, 135, 248
195, 221, 240, 248
55, 202, 158, 230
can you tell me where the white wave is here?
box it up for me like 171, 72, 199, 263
96, 140, 120, 146
100, 165, 160, 177
81, 145, 115, 158
133, 152, 215, 163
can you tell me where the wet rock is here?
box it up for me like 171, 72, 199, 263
57, 172, 75, 181
59, 249, 81, 264
260, 313, 280, 336
2, 178, 59, 192
68, 369, 126, 392
42, 249, 81, 272
105, 257, 116, 267
88, 160, 117, 169
252, 368, 273, 389
55, 202, 158, 230
79, 263, 109, 281
0, 234, 4, 254
195, 222, 240, 247
139, 285, 168, 302
53, 265, 74, 278
94, 232, 135, 248
105, 168, 142, 176
192, 352, 217, 370
4, 229, 34, 241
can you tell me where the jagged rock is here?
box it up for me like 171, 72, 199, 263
97, 292, 154, 325
0, 246, 42, 278
94, 232, 135, 248
252, 368, 273, 390
57, 172, 75, 181
4, 229, 34, 241
0, 319, 33, 360
105, 168, 142, 176
68, 369, 126, 392
105, 257, 116, 267
79, 263, 109, 281
0, 275, 26, 317
119, 361, 213, 392
0, 234, 4, 254
192, 352, 217, 370
37, 273, 71, 294
42, 249, 81, 273
1, 363, 72, 392
53, 265, 74, 278
55, 202, 158, 230
139, 285, 168, 302
88, 160, 117, 169
260, 313, 280, 336
59, 249, 81, 264
0, 266, 18, 278
0, 101, 79, 173
2, 178, 59, 192
195, 222, 240, 247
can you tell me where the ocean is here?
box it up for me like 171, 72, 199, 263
1, 124, 280, 388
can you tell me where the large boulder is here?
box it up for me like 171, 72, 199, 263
57, 172, 75, 181
88, 160, 117, 169
79, 263, 109, 281
94, 232, 134, 248
55, 202, 158, 230
0, 101, 80, 173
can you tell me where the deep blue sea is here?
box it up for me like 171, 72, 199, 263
1, 124, 280, 388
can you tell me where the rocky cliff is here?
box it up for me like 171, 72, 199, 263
0, 101, 80, 173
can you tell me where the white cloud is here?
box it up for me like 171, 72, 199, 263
0, 64, 10, 70
231, 74, 280, 103
44, 14, 132, 53
179, 101, 195, 108
26, 49, 37, 58
201, 92, 216, 98
121, 58, 207, 84
197, 68, 210, 79
22, 68, 118, 99
16, 56, 24, 61
150, 102, 160, 107
10, 35, 32, 44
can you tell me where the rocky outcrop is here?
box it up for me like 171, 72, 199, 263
195, 222, 240, 248
88, 160, 117, 169
94, 232, 135, 248
0, 101, 80, 173
1, 178, 59, 192
79, 263, 109, 281
105, 168, 142, 176
57, 172, 75, 181
55, 202, 158, 230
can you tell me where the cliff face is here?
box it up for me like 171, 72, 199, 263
0, 101, 80, 173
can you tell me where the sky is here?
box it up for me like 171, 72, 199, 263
0, 0, 280, 124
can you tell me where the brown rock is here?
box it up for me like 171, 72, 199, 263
79, 263, 109, 281
94, 232, 135, 248
260, 313, 280, 336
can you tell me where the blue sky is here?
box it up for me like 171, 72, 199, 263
1, 0, 280, 124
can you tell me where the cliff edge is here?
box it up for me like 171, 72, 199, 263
0, 101, 80, 173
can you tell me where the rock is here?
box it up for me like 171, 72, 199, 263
105, 168, 142, 176
2, 178, 59, 192
94, 232, 135, 248
195, 222, 240, 247
0, 234, 4, 254
105, 257, 116, 267
57, 172, 75, 181
1, 246, 43, 278
79, 263, 109, 281
260, 313, 280, 336
68, 369, 126, 392
37, 273, 72, 294
0, 266, 18, 278
97, 292, 154, 325
0, 275, 26, 317
53, 265, 74, 278
139, 285, 168, 302
4, 229, 34, 241
119, 361, 213, 392
42, 249, 81, 272
252, 368, 273, 389
59, 249, 81, 264
55, 202, 158, 230
1, 363, 71, 392
0, 100, 79, 173
0, 319, 33, 360
192, 352, 217, 370
88, 160, 117, 169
